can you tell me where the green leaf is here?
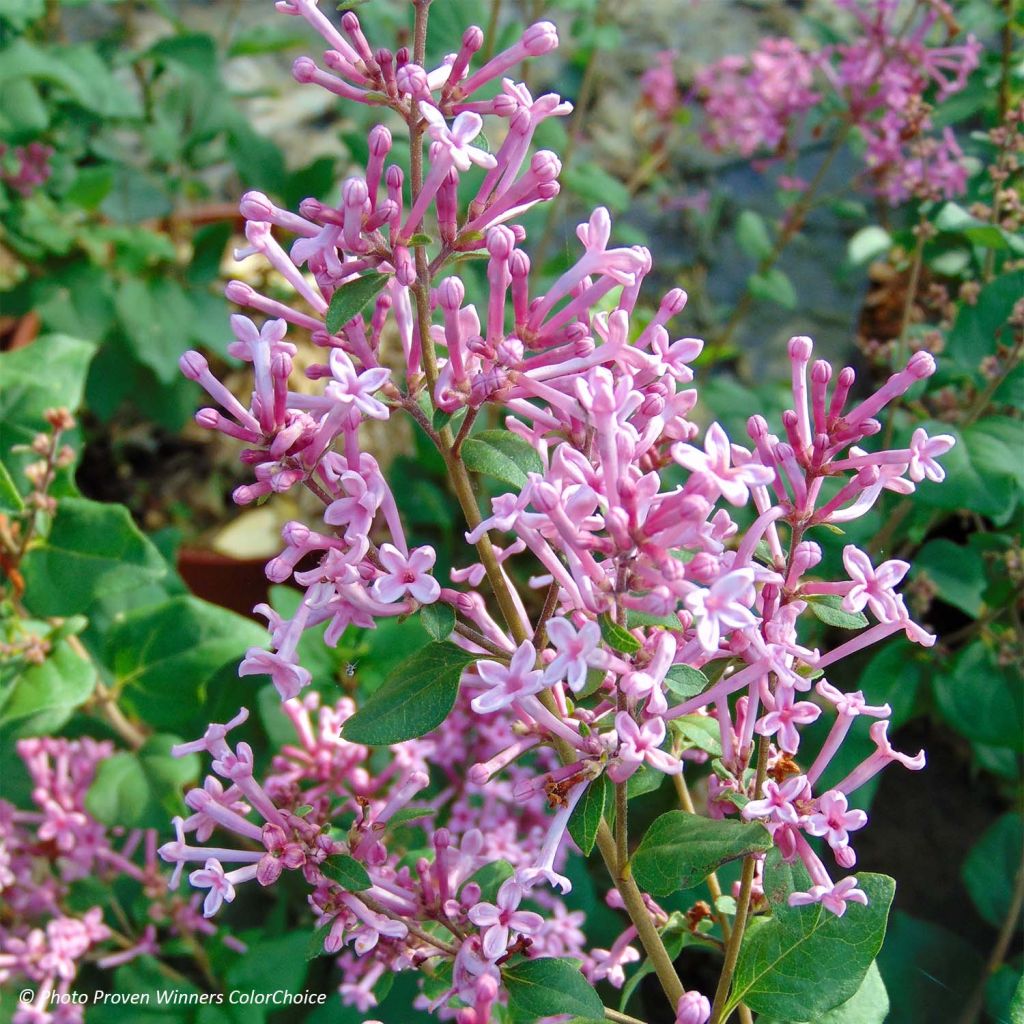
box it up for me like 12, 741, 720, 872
115, 277, 196, 384
107, 595, 267, 733
22, 498, 166, 616
962, 813, 1024, 928
673, 714, 723, 756
736, 210, 773, 261
562, 164, 630, 213
598, 613, 641, 654
627, 764, 667, 798
807, 595, 869, 630
877, 912, 982, 1022
343, 642, 475, 744
728, 869, 894, 1020
306, 920, 332, 961
934, 201, 1013, 250
847, 226, 892, 266
664, 665, 710, 700
757, 961, 889, 1024
320, 853, 372, 891
947, 271, 1024, 369
631, 812, 772, 896
1010, 973, 1024, 1024
934, 641, 1023, 750
568, 774, 612, 856
504, 957, 604, 1021
84, 734, 200, 829
421, 602, 455, 641
461, 430, 543, 491
0, 458, 24, 512
913, 538, 986, 618
325, 272, 390, 334
749, 267, 797, 309
0, 334, 95, 488
0, 638, 96, 739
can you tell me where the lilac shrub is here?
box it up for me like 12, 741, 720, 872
691, 0, 982, 204
165, 2, 955, 1021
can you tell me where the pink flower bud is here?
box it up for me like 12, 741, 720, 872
906, 350, 935, 379
675, 990, 711, 1024
369, 124, 392, 157
523, 21, 558, 56
180, 351, 209, 381
438, 276, 465, 310
292, 56, 317, 83
788, 335, 813, 362
239, 191, 275, 220
486, 225, 516, 259
530, 150, 562, 181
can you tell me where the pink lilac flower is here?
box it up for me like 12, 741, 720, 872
466, 878, 544, 959
470, 641, 545, 714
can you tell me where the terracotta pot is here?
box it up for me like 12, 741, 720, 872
176, 546, 271, 621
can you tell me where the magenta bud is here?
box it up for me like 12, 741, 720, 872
282, 521, 311, 546
396, 63, 428, 96
195, 408, 220, 429
340, 11, 360, 31
906, 350, 935, 379
179, 351, 208, 380
395, 46, 409, 67
537, 181, 560, 200
835, 845, 857, 869
239, 190, 275, 220
510, 249, 531, 278
860, 419, 882, 436
486, 224, 516, 260
781, 409, 798, 429
233, 484, 258, 505
368, 124, 392, 157
292, 56, 317, 83
788, 335, 813, 362
523, 21, 558, 55
811, 359, 832, 384
660, 288, 688, 317
468, 763, 490, 785
265, 557, 293, 583
463, 25, 484, 50
438, 276, 465, 310
342, 176, 369, 208
837, 366, 856, 388
386, 165, 404, 188
271, 353, 292, 380
531, 150, 561, 180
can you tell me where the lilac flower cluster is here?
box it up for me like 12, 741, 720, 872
172, 2, 953, 1019
0, 738, 240, 1024
691, 0, 981, 203
0, 142, 54, 198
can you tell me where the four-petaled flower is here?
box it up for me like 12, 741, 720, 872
543, 617, 604, 691
607, 713, 683, 782
755, 686, 821, 753
742, 775, 810, 826
673, 422, 774, 505
371, 544, 441, 604
326, 349, 391, 419
841, 545, 909, 623
467, 878, 545, 959
419, 104, 498, 172
189, 859, 236, 918
789, 876, 868, 917
471, 641, 546, 714
805, 790, 867, 850
685, 568, 758, 652
907, 428, 955, 483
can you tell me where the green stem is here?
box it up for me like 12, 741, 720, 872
713, 123, 851, 356
709, 737, 770, 1024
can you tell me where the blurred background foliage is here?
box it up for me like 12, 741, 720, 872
0, 1, 1021, 1022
